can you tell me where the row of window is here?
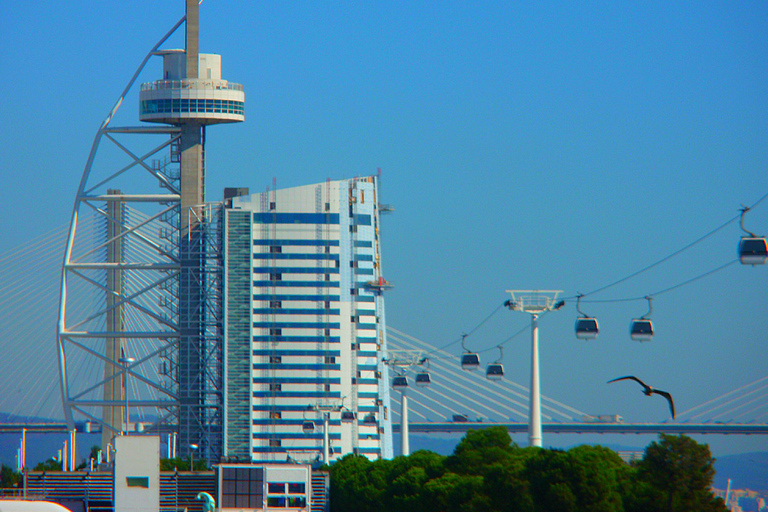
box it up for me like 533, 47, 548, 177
265, 355, 337, 364
250, 213, 373, 226
253, 213, 340, 224
140, 98, 244, 115
253, 239, 344, 247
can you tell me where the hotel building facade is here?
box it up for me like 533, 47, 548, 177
222, 176, 394, 463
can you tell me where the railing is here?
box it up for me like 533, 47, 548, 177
141, 79, 244, 92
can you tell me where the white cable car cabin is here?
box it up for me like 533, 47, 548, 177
415, 372, 431, 387
575, 317, 599, 340
739, 237, 768, 265
302, 421, 315, 434
461, 353, 480, 371
392, 375, 408, 390
486, 363, 504, 381
630, 318, 654, 341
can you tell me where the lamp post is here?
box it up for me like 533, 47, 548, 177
506, 290, 563, 448
189, 443, 199, 471
118, 356, 136, 434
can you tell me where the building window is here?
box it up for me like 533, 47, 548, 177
270, 300, 282, 308
325, 384, 331, 392
288, 483, 306, 494
325, 246, 330, 254
325, 202, 330, 212
269, 383, 282, 392
270, 246, 282, 254
350, 224, 357, 233
268, 439, 281, 447
126, 476, 149, 488
269, 411, 282, 419
269, 201, 276, 210
269, 356, 282, 364
324, 328, 330, 336
270, 328, 282, 336
325, 274, 330, 281
270, 273, 282, 281
324, 356, 336, 364
350, 288, 356, 296
324, 301, 331, 309
351, 343, 358, 351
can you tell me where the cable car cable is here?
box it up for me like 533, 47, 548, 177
563, 189, 768, 302
423, 301, 506, 356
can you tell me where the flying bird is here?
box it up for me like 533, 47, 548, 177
607, 375, 675, 419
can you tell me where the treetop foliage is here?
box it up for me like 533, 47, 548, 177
329, 428, 727, 512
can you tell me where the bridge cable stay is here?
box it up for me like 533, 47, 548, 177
388, 328, 585, 421
389, 326, 586, 419
405, 368, 533, 422
695, 382, 768, 422
0, 221, 101, 420
709, 386, 768, 422
675, 375, 768, 421
389, 330, 535, 411
394, 345, 532, 420
389, 394, 446, 421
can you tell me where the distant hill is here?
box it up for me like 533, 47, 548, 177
712, 452, 768, 493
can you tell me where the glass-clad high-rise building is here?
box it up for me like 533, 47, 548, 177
223, 176, 393, 463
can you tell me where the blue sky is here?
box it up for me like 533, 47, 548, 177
1, 1, 767, 456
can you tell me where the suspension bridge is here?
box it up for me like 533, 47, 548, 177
1, 227, 766, 441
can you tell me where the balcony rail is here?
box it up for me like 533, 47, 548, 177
141, 79, 244, 92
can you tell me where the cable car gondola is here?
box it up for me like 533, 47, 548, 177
302, 421, 315, 434
486, 363, 504, 380
341, 410, 356, 423
461, 353, 480, 371
460, 334, 480, 371
415, 358, 431, 387
574, 294, 599, 340
738, 207, 768, 265
739, 237, 768, 265
392, 375, 408, 390
630, 297, 654, 342
485, 346, 504, 381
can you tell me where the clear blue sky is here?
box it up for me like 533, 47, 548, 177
1, 1, 767, 456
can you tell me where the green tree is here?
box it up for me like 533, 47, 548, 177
630, 434, 727, 512
524, 445, 630, 512
329, 454, 388, 512
33, 459, 62, 472
445, 426, 517, 475
422, 471, 490, 512
383, 450, 446, 512
0, 464, 22, 488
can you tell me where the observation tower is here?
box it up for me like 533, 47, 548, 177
57, 0, 243, 463
139, 0, 245, 461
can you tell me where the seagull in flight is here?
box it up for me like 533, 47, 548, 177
607, 375, 675, 419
